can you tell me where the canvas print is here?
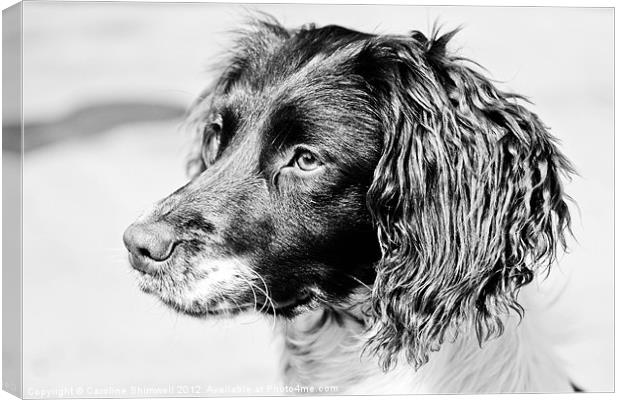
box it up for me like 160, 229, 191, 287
2, 2, 614, 397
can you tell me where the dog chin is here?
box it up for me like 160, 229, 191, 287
152, 296, 313, 320
144, 281, 314, 319
130, 259, 317, 318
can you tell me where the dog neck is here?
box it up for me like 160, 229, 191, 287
278, 288, 572, 394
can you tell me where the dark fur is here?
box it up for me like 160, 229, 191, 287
126, 17, 573, 372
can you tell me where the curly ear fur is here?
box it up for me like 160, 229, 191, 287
364, 29, 574, 370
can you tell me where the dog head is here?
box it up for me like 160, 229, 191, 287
123, 18, 573, 369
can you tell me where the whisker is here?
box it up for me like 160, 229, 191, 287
236, 271, 259, 313
247, 268, 278, 330
346, 274, 372, 291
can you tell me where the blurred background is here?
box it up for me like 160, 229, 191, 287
4, 2, 613, 396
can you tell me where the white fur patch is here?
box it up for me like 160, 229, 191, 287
183, 257, 253, 302
280, 288, 574, 394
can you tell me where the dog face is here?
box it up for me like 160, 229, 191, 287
124, 19, 573, 369
123, 22, 383, 318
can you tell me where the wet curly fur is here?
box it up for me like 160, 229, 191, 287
362, 28, 573, 369
127, 16, 574, 390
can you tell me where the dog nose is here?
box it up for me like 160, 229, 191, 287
123, 222, 177, 273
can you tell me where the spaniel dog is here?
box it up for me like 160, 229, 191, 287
123, 17, 578, 393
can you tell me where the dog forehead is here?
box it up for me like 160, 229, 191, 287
199, 27, 383, 160
229, 27, 368, 91
225, 83, 376, 157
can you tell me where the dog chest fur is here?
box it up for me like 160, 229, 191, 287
279, 290, 573, 394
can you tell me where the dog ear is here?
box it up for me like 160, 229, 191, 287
361, 30, 574, 370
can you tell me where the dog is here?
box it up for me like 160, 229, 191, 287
123, 17, 578, 393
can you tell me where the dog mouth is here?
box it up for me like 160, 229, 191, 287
259, 292, 315, 315
132, 268, 315, 318
155, 293, 314, 319
196, 292, 315, 317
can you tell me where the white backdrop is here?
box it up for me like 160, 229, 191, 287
17, 3, 612, 395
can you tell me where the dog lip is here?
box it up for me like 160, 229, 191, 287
268, 292, 314, 313
272, 294, 311, 309
188, 293, 315, 317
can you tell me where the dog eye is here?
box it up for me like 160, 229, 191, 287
201, 119, 223, 165
295, 151, 321, 171
205, 114, 223, 137
209, 121, 222, 134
